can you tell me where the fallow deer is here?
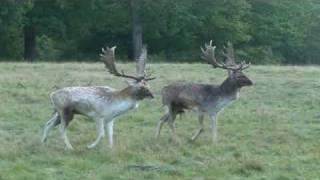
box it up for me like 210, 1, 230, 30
41, 45, 155, 149
155, 41, 252, 142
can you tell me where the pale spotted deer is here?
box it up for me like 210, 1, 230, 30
41, 45, 155, 149
155, 41, 252, 142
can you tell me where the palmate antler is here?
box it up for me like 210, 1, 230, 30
136, 45, 147, 78
100, 46, 155, 81
136, 45, 156, 81
223, 41, 250, 71
201, 40, 250, 71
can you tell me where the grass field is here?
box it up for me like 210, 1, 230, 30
0, 62, 319, 180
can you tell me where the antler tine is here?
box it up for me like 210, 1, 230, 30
201, 40, 231, 70
144, 69, 156, 81
239, 61, 251, 70
204, 40, 213, 49
145, 76, 156, 81
100, 46, 117, 73
100, 46, 138, 80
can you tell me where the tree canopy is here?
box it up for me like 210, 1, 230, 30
0, 0, 319, 64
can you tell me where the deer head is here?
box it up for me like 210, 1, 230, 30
100, 45, 155, 99
201, 40, 253, 88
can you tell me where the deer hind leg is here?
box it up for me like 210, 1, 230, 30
59, 108, 74, 150
41, 112, 60, 143
191, 113, 204, 142
155, 113, 170, 139
87, 118, 105, 149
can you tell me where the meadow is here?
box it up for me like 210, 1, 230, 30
0, 62, 319, 180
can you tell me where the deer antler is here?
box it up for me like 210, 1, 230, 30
238, 61, 251, 70
135, 45, 156, 81
100, 45, 156, 81
223, 41, 236, 66
201, 40, 250, 71
136, 45, 147, 78
201, 40, 234, 70
223, 41, 250, 71
100, 46, 139, 80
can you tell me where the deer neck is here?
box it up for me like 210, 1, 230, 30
109, 87, 138, 111
219, 77, 239, 96
116, 86, 137, 101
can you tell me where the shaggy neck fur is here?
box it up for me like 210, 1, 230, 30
117, 86, 139, 100
117, 86, 151, 101
219, 77, 239, 95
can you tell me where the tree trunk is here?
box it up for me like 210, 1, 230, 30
130, 0, 143, 60
24, 24, 37, 62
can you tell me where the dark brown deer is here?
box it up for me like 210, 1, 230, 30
155, 41, 252, 142
41, 45, 155, 149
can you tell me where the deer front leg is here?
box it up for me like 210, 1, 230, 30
87, 118, 105, 149
191, 113, 204, 141
210, 114, 218, 142
107, 120, 114, 148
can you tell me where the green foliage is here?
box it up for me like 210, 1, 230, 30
37, 35, 61, 60
246, 0, 320, 64
0, 0, 320, 63
0, 0, 30, 59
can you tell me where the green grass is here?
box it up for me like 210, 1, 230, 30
0, 62, 320, 180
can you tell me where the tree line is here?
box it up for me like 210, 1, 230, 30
0, 0, 319, 64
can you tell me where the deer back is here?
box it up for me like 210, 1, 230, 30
162, 79, 244, 114
51, 86, 138, 118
